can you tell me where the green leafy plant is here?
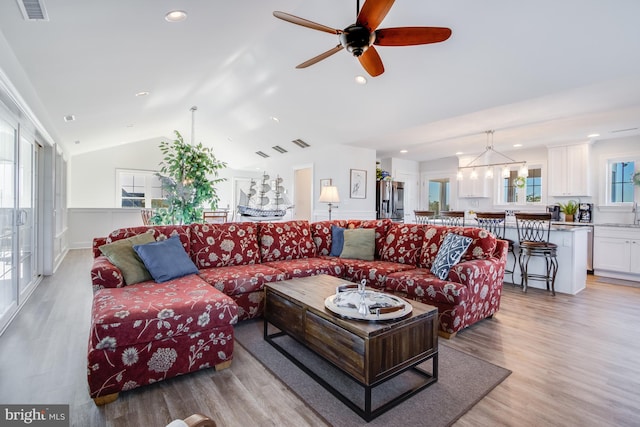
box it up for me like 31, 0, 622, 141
152, 130, 227, 225
558, 200, 579, 215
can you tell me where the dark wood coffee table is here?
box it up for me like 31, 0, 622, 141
263, 274, 438, 421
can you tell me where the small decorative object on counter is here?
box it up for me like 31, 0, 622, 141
558, 200, 579, 222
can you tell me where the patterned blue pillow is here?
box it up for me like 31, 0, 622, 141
430, 233, 473, 280
330, 225, 345, 257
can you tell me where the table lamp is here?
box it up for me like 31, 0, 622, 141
319, 186, 340, 220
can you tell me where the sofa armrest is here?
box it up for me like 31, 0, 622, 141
447, 239, 508, 291
91, 256, 124, 292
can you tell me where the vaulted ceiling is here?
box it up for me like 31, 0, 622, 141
1, 0, 640, 169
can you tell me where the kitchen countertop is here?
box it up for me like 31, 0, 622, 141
593, 223, 640, 228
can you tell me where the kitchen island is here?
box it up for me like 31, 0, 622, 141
506, 224, 589, 295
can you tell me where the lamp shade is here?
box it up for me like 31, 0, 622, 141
319, 186, 340, 203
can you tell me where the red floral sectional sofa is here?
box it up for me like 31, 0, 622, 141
89, 219, 507, 403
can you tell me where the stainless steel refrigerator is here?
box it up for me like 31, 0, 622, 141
376, 181, 404, 221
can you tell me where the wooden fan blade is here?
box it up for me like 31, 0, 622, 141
296, 45, 344, 69
358, 46, 384, 77
273, 11, 342, 35
357, 0, 395, 31
375, 27, 452, 46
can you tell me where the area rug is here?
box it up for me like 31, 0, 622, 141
234, 319, 511, 427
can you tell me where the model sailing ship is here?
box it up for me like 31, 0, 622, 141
237, 172, 292, 217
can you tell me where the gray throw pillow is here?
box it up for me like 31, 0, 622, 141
340, 228, 375, 261
99, 232, 156, 285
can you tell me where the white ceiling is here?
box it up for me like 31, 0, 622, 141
1, 0, 640, 169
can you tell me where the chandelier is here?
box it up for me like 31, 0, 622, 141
457, 130, 527, 181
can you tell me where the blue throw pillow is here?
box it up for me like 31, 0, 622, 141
430, 233, 473, 280
330, 225, 345, 257
133, 235, 199, 283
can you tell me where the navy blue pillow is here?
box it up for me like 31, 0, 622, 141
133, 235, 199, 283
330, 225, 345, 257
430, 233, 472, 280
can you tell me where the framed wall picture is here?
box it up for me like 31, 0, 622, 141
320, 178, 332, 187
350, 169, 367, 199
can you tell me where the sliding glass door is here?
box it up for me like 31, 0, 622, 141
0, 114, 39, 333
0, 116, 18, 331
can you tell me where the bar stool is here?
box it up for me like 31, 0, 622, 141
475, 212, 518, 285
414, 210, 435, 224
439, 211, 465, 226
515, 213, 558, 296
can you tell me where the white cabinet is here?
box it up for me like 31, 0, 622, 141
458, 177, 489, 198
547, 144, 591, 197
593, 226, 640, 278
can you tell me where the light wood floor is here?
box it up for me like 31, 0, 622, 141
1, 249, 639, 426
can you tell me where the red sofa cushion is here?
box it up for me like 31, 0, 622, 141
198, 264, 286, 296
380, 223, 426, 265
258, 220, 317, 262
341, 259, 416, 289
310, 220, 348, 256
385, 268, 469, 306
263, 257, 344, 279
90, 274, 237, 349
190, 222, 261, 268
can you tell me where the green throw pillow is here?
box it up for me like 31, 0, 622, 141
340, 228, 375, 261
99, 232, 156, 285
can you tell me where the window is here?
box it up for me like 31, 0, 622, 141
501, 167, 542, 204
609, 161, 635, 203
117, 169, 167, 208
428, 178, 450, 214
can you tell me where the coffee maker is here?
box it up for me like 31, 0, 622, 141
577, 203, 594, 223
546, 205, 561, 221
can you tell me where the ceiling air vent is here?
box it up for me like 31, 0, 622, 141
256, 151, 270, 158
292, 139, 310, 148
272, 145, 288, 154
17, 0, 49, 21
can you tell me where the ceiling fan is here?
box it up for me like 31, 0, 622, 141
273, 0, 452, 77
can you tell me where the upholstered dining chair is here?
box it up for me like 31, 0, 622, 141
414, 210, 435, 225
439, 211, 466, 226
203, 211, 228, 223
141, 208, 154, 226
515, 212, 558, 296
475, 212, 518, 284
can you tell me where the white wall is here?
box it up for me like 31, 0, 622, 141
66, 137, 378, 246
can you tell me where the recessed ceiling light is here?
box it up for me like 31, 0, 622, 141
165, 10, 187, 22
513, 144, 523, 147
63, 115, 75, 122
400, 149, 408, 154
355, 75, 367, 85
455, 151, 464, 155
135, 91, 149, 97
587, 133, 600, 138
270, 116, 280, 123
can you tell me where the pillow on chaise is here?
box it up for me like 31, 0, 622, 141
330, 225, 346, 257
430, 233, 473, 280
134, 235, 199, 283
340, 228, 375, 261
99, 232, 156, 285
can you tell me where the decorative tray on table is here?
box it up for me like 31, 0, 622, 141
324, 280, 412, 321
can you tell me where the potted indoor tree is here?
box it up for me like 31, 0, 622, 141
152, 130, 227, 225
558, 200, 579, 222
